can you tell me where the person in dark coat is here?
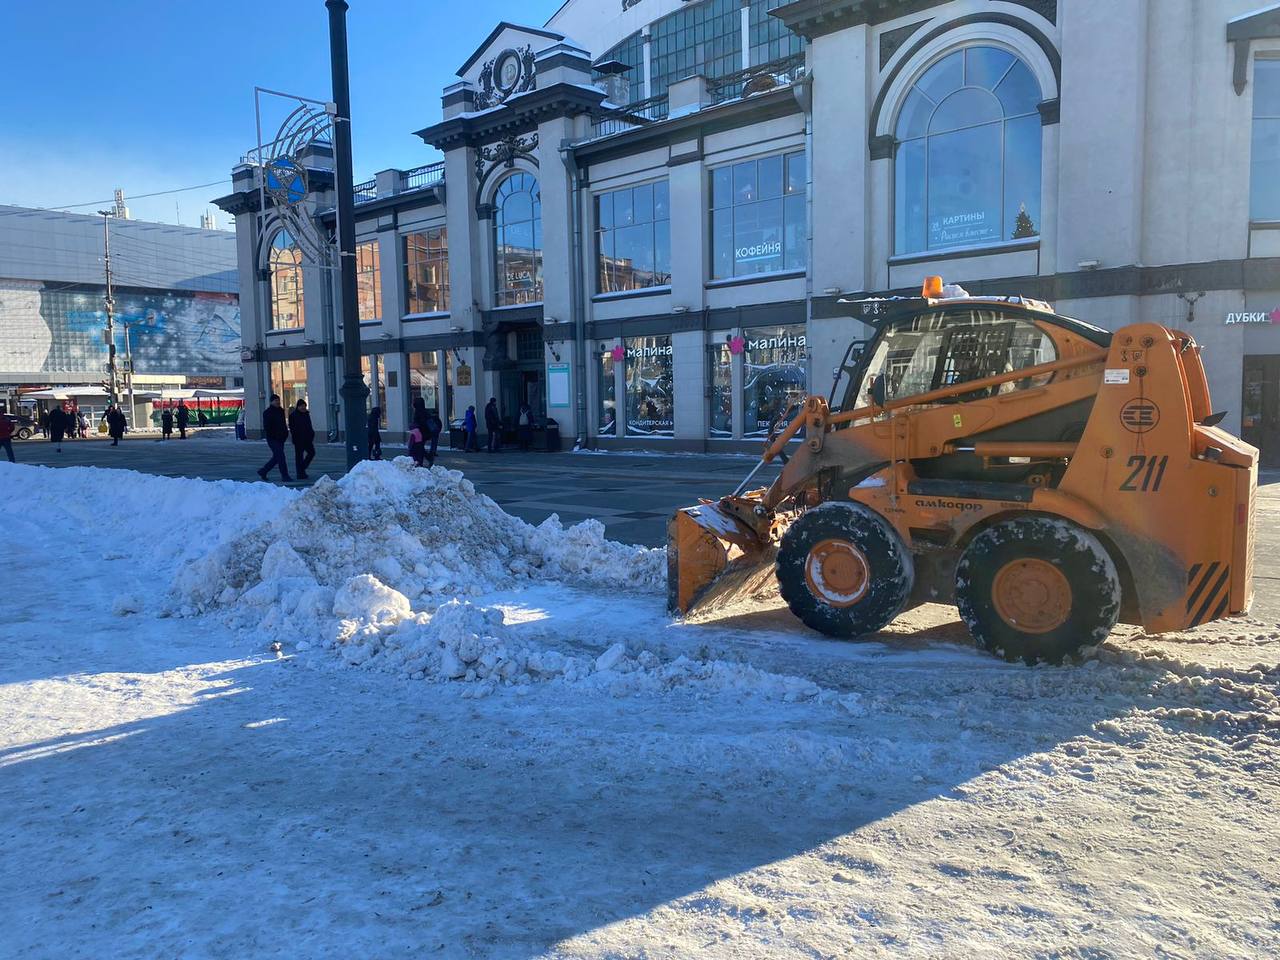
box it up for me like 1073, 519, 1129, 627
517, 402, 533, 451
409, 397, 431, 467
0, 412, 15, 463
484, 397, 502, 453
176, 401, 190, 439
38, 408, 48, 438
197, 410, 208, 427
367, 407, 383, 460
426, 407, 443, 467
160, 407, 173, 440
463, 405, 478, 452
257, 394, 292, 482
288, 399, 316, 480
47, 406, 66, 452
107, 405, 126, 446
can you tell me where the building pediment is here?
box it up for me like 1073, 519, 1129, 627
458, 22, 568, 110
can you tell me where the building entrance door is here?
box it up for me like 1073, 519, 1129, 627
1242, 355, 1280, 467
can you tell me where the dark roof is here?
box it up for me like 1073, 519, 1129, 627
840, 296, 1113, 347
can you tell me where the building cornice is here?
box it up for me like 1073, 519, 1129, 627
772, 0, 1056, 41
572, 86, 803, 166
1228, 3, 1280, 95
415, 82, 606, 150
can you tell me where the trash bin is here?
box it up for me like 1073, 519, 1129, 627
448, 425, 466, 450
535, 419, 560, 452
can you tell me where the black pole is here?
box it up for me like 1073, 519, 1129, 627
327, 0, 369, 467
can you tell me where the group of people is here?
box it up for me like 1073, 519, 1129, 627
254, 395, 538, 483
159, 401, 195, 440
459, 398, 535, 453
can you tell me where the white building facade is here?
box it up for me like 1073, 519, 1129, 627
217, 0, 1280, 462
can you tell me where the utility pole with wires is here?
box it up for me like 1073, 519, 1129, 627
97, 210, 120, 409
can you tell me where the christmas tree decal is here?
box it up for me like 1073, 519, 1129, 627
1012, 203, 1038, 240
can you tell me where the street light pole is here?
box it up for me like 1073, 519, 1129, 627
98, 210, 120, 409
326, 0, 369, 467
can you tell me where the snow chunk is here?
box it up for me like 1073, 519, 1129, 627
333, 575, 411, 625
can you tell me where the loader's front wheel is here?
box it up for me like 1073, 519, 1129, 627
777, 502, 913, 638
956, 517, 1120, 665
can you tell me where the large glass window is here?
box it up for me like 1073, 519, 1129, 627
749, 0, 804, 67
596, 181, 672, 293
851, 310, 1057, 410
711, 152, 807, 279
405, 228, 449, 314
356, 240, 381, 323
1252, 59, 1280, 222
743, 325, 807, 438
649, 0, 741, 100
598, 350, 617, 436
493, 173, 543, 307
708, 338, 733, 438
268, 230, 304, 331
270, 359, 307, 411
624, 335, 674, 437
894, 46, 1043, 254
361, 354, 387, 427
596, 30, 645, 104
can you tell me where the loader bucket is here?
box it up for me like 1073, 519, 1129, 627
667, 502, 779, 620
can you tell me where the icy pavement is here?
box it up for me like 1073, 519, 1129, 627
1, 460, 1278, 959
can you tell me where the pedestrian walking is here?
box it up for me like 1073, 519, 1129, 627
485, 397, 502, 453
463, 405, 479, 452
107, 404, 126, 446
367, 407, 383, 460
37, 408, 48, 438
0, 413, 15, 463
409, 397, 432, 467
517, 401, 533, 451
176, 401, 190, 439
288, 399, 316, 480
48, 406, 66, 452
426, 407, 443, 467
77, 409, 88, 439
257, 393, 292, 482
161, 407, 173, 440
235, 406, 247, 441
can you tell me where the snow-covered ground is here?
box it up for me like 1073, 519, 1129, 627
1, 459, 1277, 959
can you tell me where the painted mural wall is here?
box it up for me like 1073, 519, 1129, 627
0, 279, 241, 377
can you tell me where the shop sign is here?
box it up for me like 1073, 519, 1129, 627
626, 343, 673, 359
1225, 308, 1280, 325
186, 376, 226, 388
745, 333, 806, 355
456, 363, 472, 386
929, 210, 997, 249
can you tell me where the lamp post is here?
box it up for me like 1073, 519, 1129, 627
326, 0, 369, 467
97, 210, 120, 409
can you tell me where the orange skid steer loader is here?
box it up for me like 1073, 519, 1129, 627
669, 278, 1258, 664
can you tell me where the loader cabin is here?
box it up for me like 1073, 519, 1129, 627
828, 278, 1112, 480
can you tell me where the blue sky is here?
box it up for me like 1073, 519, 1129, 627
0, 0, 563, 227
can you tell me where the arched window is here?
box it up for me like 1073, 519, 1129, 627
493, 172, 542, 306
894, 46, 1043, 255
268, 230, 304, 330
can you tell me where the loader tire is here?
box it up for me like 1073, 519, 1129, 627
777, 502, 913, 638
955, 517, 1120, 665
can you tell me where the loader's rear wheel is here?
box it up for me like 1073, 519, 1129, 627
956, 517, 1120, 665
777, 502, 913, 638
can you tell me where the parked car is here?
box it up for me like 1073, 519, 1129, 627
3, 413, 37, 440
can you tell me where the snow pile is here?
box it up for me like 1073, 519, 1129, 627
173, 458, 663, 617
313, 592, 867, 711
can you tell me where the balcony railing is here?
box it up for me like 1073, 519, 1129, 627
709, 52, 806, 104
591, 93, 670, 138
401, 162, 445, 191
352, 178, 377, 203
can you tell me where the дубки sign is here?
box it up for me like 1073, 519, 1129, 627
1225, 307, 1280, 325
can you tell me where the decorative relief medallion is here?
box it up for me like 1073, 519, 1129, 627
474, 45, 537, 109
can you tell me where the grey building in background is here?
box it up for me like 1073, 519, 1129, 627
0, 204, 241, 414
217, 0, 1280, 462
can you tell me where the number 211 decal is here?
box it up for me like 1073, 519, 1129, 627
1120, 455, 1168, 492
